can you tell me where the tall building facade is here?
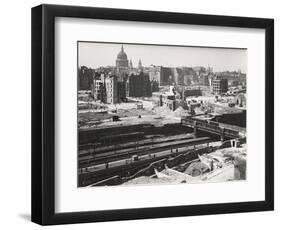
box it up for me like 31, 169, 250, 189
92, 79, 105, 101
78, 66, 94, 90
127, 72, 152, 97
105, 75, 119, 104
212, 76, 228, 95
149, 66, 161, 82
148, 66, 199, 86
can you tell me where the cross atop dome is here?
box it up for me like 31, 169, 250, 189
117, 45, 128, 60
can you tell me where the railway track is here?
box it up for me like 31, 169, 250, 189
79, 134, 194, 157
79, 143, 213, 186
79, 137, 210, 168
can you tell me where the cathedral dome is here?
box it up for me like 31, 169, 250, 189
116, 45, 128, 60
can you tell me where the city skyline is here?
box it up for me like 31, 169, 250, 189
78, 42, 247, 73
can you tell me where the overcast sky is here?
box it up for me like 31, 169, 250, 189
78, 42, 247, 73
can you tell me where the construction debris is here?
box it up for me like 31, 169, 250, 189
123, 143, 247, 185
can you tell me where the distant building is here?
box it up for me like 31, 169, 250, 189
235, 93, 246, 107
127, 72, 152, 97
172, 68, 184, 85
224, 75, 246, 87
160, 67, 173, 86
198, 74, 210, 86
91, 72, 106, 101
78, 66, 94, 90
206, 66, 213, 73
149, 66, 200, 86
193, 66, 206, 75
116, 45, 129, 79
184, 89, 202, 97
149, 66, 161, 82
92, 78, 105, 101
182, 67, 196, 86
152, 92, 163, 106
117, 81, 127, 101
162, 93, 176, 111
148, 66, 173, 86
175, 85, 202, 99
92, 71, 126, 104
151, 80, 159, 92
183, 76, 192, 86
218, 70, 246, 78
212, 76, 228, 95
105, 75, 119, 104
138, 59, 143, 71
129, 59, 133, 69
152, 90, 176, 111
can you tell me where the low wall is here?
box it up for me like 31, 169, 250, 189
79, 123, 192, 145
215, 110, 246, 127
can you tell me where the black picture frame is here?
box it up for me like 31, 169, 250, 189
31, 4, 274, 225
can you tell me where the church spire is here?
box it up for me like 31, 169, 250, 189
138, 59, 143, 70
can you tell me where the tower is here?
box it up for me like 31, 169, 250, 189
138, 59, 143, 71
129, 59, 133, 69
115, 45, 129, 78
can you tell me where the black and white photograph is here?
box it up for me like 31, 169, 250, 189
28, 3, 274, 226
78, 42, 247, 187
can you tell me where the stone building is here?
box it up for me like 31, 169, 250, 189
172, 68, 184, 85
149, 66, 199, 86
160, 67, 174, 86
117, 81, 127, 101
152, 91, 176, 111
148, 66, 172, 86
198, 74, 211, 86
78, 66, 94, 90
212, 76, 228, 95
105, 75, 119, 104
115, 45, 129, 79
127, 72, 152, 97
149, 66, 161, 82
92, 78, 105, 101
181, 67, 196, 86
184, 89, 202, 97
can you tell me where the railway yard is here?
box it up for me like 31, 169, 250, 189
78, 115, 246, 187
